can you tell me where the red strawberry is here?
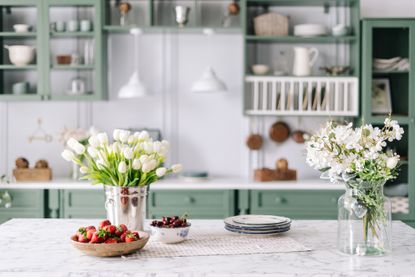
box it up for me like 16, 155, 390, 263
115, 226, 124, 236
86, 229, 95, 240
90, 229, 108, 243
132, 231, 140, 240
99, 220, 111, 229
120, 233, 126, 242
76, 227, 86, 237
103, 225, 116, 235
125, 233, 137, 243
85, 226, 96, 231
105, 238, 119, 244
77, 231, 89, 243
119, 224, 128, 232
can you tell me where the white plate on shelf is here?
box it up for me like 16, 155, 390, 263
294, 24, 327, 37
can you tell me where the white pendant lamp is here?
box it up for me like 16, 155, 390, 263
191, 28, 227, 93
118, 28, 148, 98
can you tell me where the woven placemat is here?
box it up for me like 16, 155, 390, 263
126, 229, 311, 258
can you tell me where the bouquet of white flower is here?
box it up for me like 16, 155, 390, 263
306, 117, 404, 255
61, 129, 182, 187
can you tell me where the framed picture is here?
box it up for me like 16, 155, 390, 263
372, 78, 392, 114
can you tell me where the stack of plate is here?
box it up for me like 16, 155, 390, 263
224, 215, 291, 235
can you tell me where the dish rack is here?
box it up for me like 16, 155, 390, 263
244, 76, 359, 116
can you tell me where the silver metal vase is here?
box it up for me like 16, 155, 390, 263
104, 186, 148, 231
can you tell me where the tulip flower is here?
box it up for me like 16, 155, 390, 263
128, 135, 135, 144
142, 159, 157, 173
138, 130, 150, 140
118, 161, 127, 174
156, 167, 167, 177
80, 166, 88, 174
113, 129, 122, 141
139, 154, 149, 164
61, 149, 75, 162
97, 133, 108, 145
132, 159, 141, 170
119, 130, 131, 143
123, 147, 134, 160
87, 147, 98, 158
67, 138, 85, 155
88, 136, 100, 148
171, 164, 183, 173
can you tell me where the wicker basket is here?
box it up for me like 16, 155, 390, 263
254, 12, 289, 36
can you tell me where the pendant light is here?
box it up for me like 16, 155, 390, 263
118, 28, 148, 98
191, 28, 227, 93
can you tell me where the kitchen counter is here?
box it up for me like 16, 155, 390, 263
0, 219, 414, 276
0, 177, 344, 190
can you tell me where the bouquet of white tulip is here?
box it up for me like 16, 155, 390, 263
61, 129, 182, 187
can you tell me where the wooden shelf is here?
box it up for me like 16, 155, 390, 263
246, 35, 356, 43
51, 64, 95, 70
50, 31, 94, 37
0, 32, 37, 37
0, 65, 36, 70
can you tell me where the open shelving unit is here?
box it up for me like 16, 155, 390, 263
361, 18, 415, 221
242, 0, 360, 117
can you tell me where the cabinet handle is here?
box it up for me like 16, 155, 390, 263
411, 118, 415, 124
184, 196, 195, 204
275, 197, 285, 204
331, 197, 338, 204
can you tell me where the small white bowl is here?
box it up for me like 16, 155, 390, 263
150, 224, 191, 244
251, 64, 270, 75
332, 24, 350, 36
13, 24, 31, 33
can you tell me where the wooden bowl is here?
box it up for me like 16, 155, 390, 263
71, 231, 150, 257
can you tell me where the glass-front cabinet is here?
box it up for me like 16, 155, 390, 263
361, 19, 415, 221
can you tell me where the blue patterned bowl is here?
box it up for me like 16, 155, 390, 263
150, 224, 191, 244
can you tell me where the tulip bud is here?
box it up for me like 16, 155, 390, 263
138, 130, 150, 140
143, 142, 154, 153
128, 135, 135, 144
132, 159, 141, 170
80, 166, 89, 174
67, 138, 85, 155
88, 136, 100, 148
171, 164, 183, 173
97, 133, 108, 145
123, 147, 134, 160
118, 161, 127, 174
113, 129, 122, 141
139, 154, 149, 164
119, 130, 131, 143
142, 159, 157, 173
156, 167, 167, 177
61, 149, 75, 162
87, 147, 99, 158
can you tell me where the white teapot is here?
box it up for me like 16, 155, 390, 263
292, 47, 319, 76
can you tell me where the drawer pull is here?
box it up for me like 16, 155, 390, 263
0, 191, 12, 208
184, 196, 195, 204
275, 197, 286, 204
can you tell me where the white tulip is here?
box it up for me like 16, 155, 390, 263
156, 167, 167, 177
143, 141, 154, 153
87, 147, 99, 158
132, 159, 141, 170
97, 133, 108, 145
96, 159, 106, 169
111, 142, 121, 154
118, 161, 127, 174
67, 138, 85, 155
161, 140, 170, 149
113, 129, 122, 141
387, 156, 399, 169
128, 135, 135, 144
80, 166, 89, 174
138, 130, 150, 140
142, 159, 157, 173
153, 141, 162, 153
61, 149, 75, 162
123, 147, 134, 160
133, 131, 141, 138
119, 130, 131, 143
88, 135, 100, 148
139, 154, 149, 164
171, 164, 183, 173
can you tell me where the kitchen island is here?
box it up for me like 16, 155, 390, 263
0, 219, 415, 276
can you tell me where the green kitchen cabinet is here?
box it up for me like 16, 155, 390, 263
148, 190, 236, 219
250, 190, 343, 219
0, 189, 45, 224
361, 19, 415, 222
59, 189, 106, 219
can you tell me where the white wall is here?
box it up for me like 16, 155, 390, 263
0, 0, 413, 180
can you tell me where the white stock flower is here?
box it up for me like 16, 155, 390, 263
132, 159, 141, 170
119, 130, 131, 143
61, 149, 75, 162
118, 161, 127, 174
87, 147, 99, 158
97, 133, 109, 145
142, 159, 157, 173
67, 138, 85, 155
113, 129, 122, 141
138, 130, 150, 140
123, 147, 134, 160
156, 167, 167, 177
386, 156, 399, 169
171, 164, 183, 173
80, 166, 88, 174
88, 135, 100, 148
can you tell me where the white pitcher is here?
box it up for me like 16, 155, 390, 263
292, 47, 319, 76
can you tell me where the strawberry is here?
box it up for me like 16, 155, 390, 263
103, 225, 116, 235
90, 229, 108, 243
125, 233, 137, 243
76, 227, 86, 238
105, 238, 119, 244
78, 232, 89, 243
120, 233, 126, 242
115, 226, 124, 237
85, 226, 96, 231
132, 231, 140, 240
99, 220, 111, 229
119, 224, 128, 232
86, 229, 95, 240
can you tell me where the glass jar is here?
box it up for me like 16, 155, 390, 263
337, 180, 391, 256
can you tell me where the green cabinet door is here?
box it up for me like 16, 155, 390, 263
250, 190, 343, 219
149, 190, 236, 219
0, 189, 45, 224
60, 189, 106, 219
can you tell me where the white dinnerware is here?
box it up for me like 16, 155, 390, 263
292, 47, 319, 76
294, 24, 327, 37
4, 45, 35, 66
13, 24, 31, 33
150, 224, 191, 244
251, 64, 270, 75
332, 24, 350, 36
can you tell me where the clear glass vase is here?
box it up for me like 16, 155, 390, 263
337, 180, 391, 256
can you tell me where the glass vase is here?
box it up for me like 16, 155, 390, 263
104, 186, 148, 231
337, 180, 392, 256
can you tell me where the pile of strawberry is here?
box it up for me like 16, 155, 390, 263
74, 219, 140, 244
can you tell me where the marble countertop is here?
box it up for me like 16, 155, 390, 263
0, 219, 414, 276
0, 177, 344, 190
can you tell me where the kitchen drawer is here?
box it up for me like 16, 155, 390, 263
60, 189, 106, 218
0, 189, 45, 224
250, 190, 343, 219
149, 190, 236, 219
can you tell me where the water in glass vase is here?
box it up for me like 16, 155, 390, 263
337, 181, 392, 256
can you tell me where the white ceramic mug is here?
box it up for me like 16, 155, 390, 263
292, 47, 319, 76
80, 20, 92, 32
67, 20, 79, 32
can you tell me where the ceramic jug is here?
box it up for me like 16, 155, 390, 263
292, 47, 319, 76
